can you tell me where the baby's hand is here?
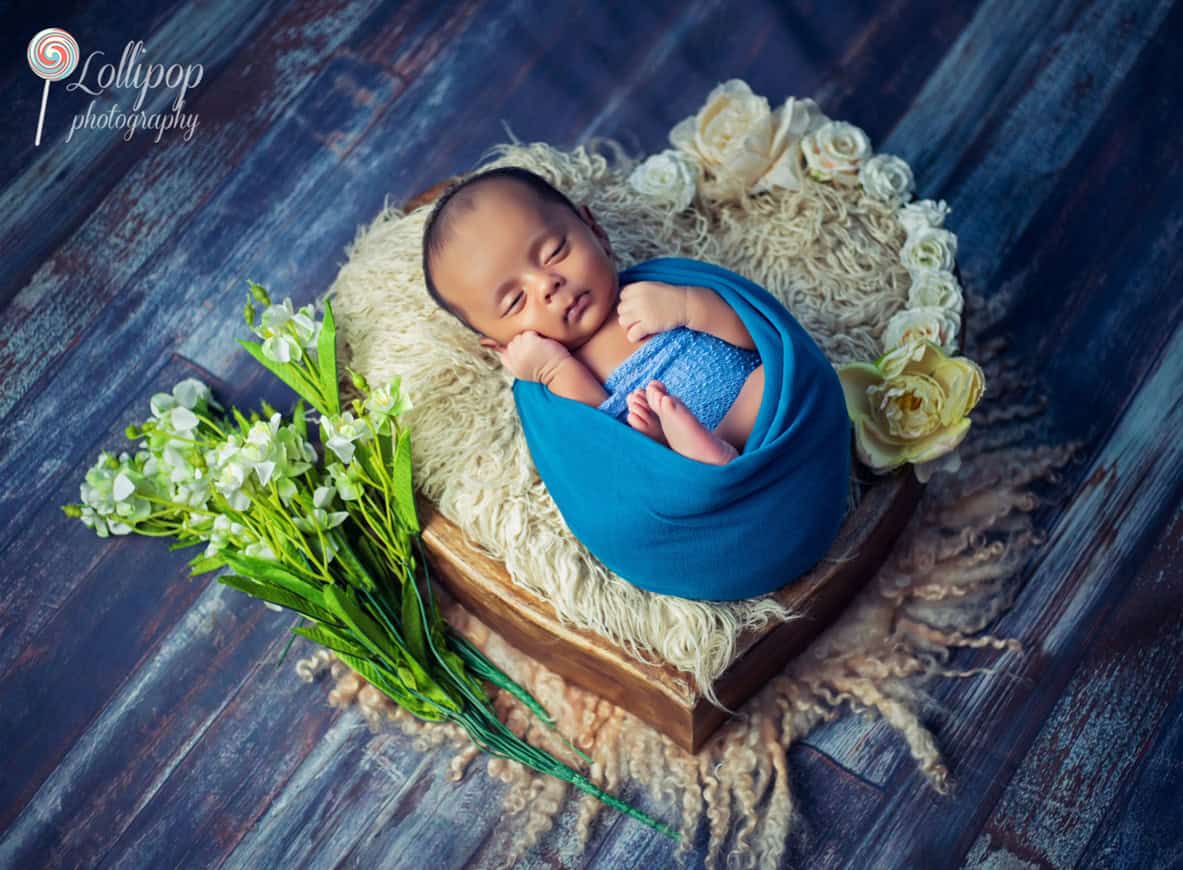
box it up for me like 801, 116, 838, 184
617, 281, 691, 343
481, 330, 571, 383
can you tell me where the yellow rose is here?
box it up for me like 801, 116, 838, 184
837, 340, 985, 474
669, 80, 828, 200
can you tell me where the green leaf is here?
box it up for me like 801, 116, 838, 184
188, 553, 225, 576
334, 651, 447, 721
238, 338, 329, 415
322, 583, 401, 662
217, 574, 340, 625
291, 623, 371, 659
401, 576, 429, 665
391, 427, 420, 533
221, 550, 323, 600
292, 398, 307, 440
231, 406, 252, 433
317, 298, 340, 415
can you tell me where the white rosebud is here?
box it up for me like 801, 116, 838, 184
900, 227, 958, 274
907, 270, 964, 318
627, 149, 698, 211
859, 154, 914, 204
883, 306, 962, 354
801, 121, 872, 185
899, 199, 951, 235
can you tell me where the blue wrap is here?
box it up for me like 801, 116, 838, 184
511, 256, 852, 601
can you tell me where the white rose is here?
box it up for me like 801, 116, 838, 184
907, 270, 964, 318
750, 96, 830, 194
859, 154, 915, 204
669, 80, 830, 200
627, 149, 698, 211
900, 226, 958, 274
899, 198, 951, 235
670, 79, 770, 171
801, 120, 872, 185
883, 306, 962, 354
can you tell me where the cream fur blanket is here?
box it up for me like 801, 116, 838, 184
327, 139, 913, 698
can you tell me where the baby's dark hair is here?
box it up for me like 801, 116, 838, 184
421, 166, 582, 335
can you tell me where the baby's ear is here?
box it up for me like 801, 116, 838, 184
478, 336, 502, 351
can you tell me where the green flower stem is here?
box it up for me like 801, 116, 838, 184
194, 412, 227, 437
138, 494, 219, 518
363, 653, 678, 841
259, 487, 330, 579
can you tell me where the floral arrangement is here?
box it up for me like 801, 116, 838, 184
627, 79, 985, 483
61, 283, 678, 841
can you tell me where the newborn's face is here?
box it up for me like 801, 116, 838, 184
430, 178, 619, 351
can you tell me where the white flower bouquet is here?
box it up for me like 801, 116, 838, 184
627, 78, 987, 482
63, 281, 678, 841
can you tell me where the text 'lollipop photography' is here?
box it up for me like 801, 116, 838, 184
26, 29, 204, 146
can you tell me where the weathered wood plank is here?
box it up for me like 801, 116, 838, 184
0, 0, 446, 422
961, 490, 1183, 867
0, 352, 186, 677
842, 309, 1183, 864
221, 722, 439, 869
883, 0, 1175, 283
800, 0, 1183, 792
1075, 686, 1183, 869
0, 357, 293, 833
0, 0, 189, 195
0, 61, 398, 544
0, 579, 303, 866
0, 0, 288, 313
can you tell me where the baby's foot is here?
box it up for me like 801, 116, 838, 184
644, 380, 739, 465
625, 387, 668, 445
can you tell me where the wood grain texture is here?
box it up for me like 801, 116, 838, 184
2, 0, 1180, 866
419, 463, 922, 754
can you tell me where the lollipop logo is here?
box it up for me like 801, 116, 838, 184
27, 29, 205, 146
28, 28, 80, 146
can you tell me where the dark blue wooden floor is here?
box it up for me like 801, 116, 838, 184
2, 0, 1181, 866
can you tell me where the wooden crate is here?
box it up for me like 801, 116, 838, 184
417, 465, 920, 754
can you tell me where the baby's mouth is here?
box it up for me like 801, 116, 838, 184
566, 291, 589, 323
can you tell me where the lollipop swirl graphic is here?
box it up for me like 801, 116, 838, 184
28, 28, 80, 147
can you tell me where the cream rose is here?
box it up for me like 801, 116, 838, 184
669, 80, 829, 199
900, 226, 958, 274
899, 198, 951, 235
882, 306, 962, 354
837, 340, 985, 475
859, 154, 914, 204
627, 149, 698, 211
907, 269, 964, 318
801, 120, 872, 185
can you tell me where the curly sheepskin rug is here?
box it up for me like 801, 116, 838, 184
297, 139, 1080, 868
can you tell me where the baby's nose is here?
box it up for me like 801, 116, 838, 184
528, 269, 564, 298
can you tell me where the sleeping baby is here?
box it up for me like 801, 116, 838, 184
421, 166, 765, 466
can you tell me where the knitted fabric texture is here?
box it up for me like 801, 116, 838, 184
596, 323, 762, 429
